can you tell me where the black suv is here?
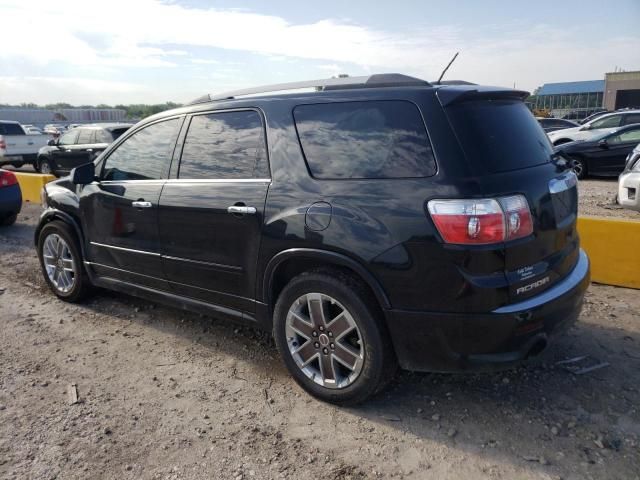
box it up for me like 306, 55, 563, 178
36, 74, 590, 404
36, 123, 131, 176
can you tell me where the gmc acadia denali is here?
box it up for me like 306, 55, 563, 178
36, 74, 590, 404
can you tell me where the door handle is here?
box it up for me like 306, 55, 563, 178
227, 205, 257, 215
132, 201, 152, 208
65, 149, 72, 153
86, 148, 93, 152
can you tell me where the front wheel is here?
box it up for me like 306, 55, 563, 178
569, 157, 587, 179
273, 270, 396, 405
37, 158, 54, 175
37, 221, 91, 302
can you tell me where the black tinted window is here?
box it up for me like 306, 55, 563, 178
294, 101, 435, 179
624, 113, 640, 125
446, 99, 552, 173
77, 129, 95, 144
0, 123, 24, 135
110, 128, 129, 141
178, 111, 268, 179
102, 119, 180, 181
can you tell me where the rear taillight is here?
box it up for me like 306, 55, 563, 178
427, 195, 533, 245
0, 170, 18, 188
0, 139, 6, 150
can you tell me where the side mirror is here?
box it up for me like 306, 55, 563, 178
71, 162, 95, 185
47, 139, 57, 146
598, 139, 609, 149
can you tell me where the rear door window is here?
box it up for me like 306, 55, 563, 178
623, 113, 640, 125
293, 100, 436, 179
0, 123, 25, 135
445, 99, 552, 173
178, 110, 268, 179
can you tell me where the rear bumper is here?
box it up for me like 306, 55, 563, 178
618, 172, 640, 212
385, 249, 590, 372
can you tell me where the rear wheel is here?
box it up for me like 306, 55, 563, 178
273, 270, 396, 405
37, 221, 91, 302
569, 157, 587, 179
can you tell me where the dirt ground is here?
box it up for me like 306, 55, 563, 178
578, 179, 640, 219
1, 203, 639, 480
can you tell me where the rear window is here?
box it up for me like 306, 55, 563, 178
0, 123, 25, 135
446, 99, 553, 173
294, 100, 436, 179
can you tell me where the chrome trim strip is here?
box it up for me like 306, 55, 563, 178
493, 249, 589, 314
99, 180, 166, 185
90, 242, 161, 257
163, 255, 242, 272
84, 261, 163, 280
164, 178, 271, 184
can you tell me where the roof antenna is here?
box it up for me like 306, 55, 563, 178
436, 52, 459, 84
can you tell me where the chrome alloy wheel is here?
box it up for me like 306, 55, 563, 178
42, 233, 77, 293
285, 293, 364, 389
570, 158, 584, 177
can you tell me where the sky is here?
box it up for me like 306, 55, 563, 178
1, 0, 639, 105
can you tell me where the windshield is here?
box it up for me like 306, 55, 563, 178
445, 99, 553, 173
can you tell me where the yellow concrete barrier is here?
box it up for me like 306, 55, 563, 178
14, 172, 55, 203
577, 216, 640, 289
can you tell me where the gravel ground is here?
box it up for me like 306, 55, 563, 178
1, 204, 639, 480
578, 179, 640, 219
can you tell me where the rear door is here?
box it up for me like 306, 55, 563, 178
443, 95, 580, 302
80, 117, 182, 290
158, 109, 269, 313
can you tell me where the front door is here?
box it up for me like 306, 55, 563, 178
591, 126, 640, 175
80, 117, 183, 290
50, 129, 80, 171
158, 110, 270, 313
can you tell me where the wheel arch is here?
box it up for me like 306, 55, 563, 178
35, 209, 86, 258
262, 248, 391, 315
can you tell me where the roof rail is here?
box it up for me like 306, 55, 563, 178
188, 73, 431, 105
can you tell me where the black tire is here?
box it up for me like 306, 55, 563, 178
569, 156, 587, 179
37, 157, 55, 176
273, 269, 397, 405
37, 220, 91, 302
1, 213, 17, 226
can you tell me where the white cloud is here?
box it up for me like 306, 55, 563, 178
1, 0, 638, 103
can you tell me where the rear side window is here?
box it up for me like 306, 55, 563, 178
178, 110, 268, 179
294, 101, 436, 179
0, 123, 24, 135
624, 113, 640, 125
445, 99, 552, 173
102, 118, 180, 181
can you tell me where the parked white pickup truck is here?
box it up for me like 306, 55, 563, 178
0, 120, 50, 169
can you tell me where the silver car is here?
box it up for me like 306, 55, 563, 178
618, 143, 640, 212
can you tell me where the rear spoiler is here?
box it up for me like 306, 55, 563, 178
436, 86, 530, 106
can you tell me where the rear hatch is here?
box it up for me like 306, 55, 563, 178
438, 87, 580, 302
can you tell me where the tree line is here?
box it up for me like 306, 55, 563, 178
0, 102, 182, 120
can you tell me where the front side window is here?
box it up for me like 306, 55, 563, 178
294, 100, 436, 179
178, 110, 268, 179
0, 123, 24, 135
77, 129, 95, 145
591, 115, 622, 129
609, 128, 640, 144
102, 118, 180, 181
58, 130, 79, 146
